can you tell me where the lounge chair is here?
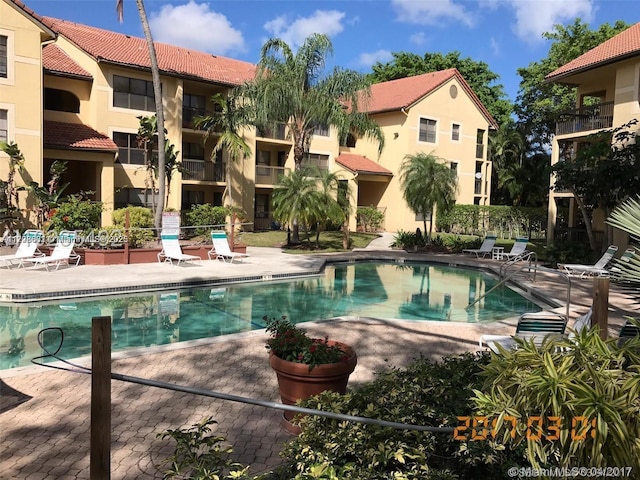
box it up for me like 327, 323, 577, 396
158, 231, 200, 266
462, 234, 497, 259
502, 237, 529, 260
208, 231, 249, 263
479, 311, 568, 353
617, 319, 640, 348
558, 245, 619, 277
587, 247, 635, 278
19, 230, 81, 271
0, 229, 45, 268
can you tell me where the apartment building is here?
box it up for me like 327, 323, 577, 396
2, 0, 496, 234
545, 22, 640, 247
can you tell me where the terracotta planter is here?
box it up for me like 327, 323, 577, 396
269, 341, 357, 434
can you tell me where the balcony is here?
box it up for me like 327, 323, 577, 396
257, 122, 287, 140
255, 165, 288, 185
556, 101, 614, 136
182, 159, 225, 182
182, 107, 220, 130
475, 143, 484, 159
474, 179, 482, 195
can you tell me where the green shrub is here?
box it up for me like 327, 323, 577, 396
186, 204, 229, 236
49, 195, 102, 233
356, 206, 385, 232
112, 206, 154, 248
473, 328, 640, 471
543, 240, 593, 268
279, 353, 524, 479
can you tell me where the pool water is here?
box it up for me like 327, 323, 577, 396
0, 261, 540, 369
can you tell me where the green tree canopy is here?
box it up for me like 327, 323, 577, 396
515, 19, 630, 153
399, 152, 457, 239
369, 51, 512, 126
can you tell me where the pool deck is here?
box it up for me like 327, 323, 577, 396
1, 238, 638, 479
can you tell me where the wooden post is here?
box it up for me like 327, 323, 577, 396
592, 277, 610, 339
230, 212, 236, 249
91, 316, 111, 479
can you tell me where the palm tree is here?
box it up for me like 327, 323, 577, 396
606, 196, 640, 284
271, 169, 320, 244
116, 0, 165, 230
307, 167, 347, 248
399, 152, 457, 240
194, 93, 251, 210
238, 33, 384, 243
0, 141, 25, 232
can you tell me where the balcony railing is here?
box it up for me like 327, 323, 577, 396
182, 107, 220, 130
556, 101, 614, 136
257, 122, 287, 140
255, 165, 288, 184
182, 159, 225, 182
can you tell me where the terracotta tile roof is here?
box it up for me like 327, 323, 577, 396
336, 153, 393, 176
44, 121, 118, 151
41, 17, 256, 87
546, 23, 640, 82
363, 69, 497, 129
7, 0, 55, 37
43, 44, 92, 79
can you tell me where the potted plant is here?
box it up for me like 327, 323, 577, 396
265, 316, 357, 434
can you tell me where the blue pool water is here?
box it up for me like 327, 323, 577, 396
0, 261, 540, 369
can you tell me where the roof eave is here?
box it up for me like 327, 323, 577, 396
544, 51, 640, 85
44, 145, 118, 153
44, 70, 93, 81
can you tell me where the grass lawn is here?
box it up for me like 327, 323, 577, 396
238, 230, 381, 253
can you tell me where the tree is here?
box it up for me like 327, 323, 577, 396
194, 93, 251, 210
0, 141, 25, 232
399, 152, 457, 240
515, 19, 630, 153
116, 0, 166, 230
370, 51, 512, 127
552, 120, 640, 251
23, 160, 70, 229
307, 167, 347, 249
271, 169, 321, 244
238, 33, 384, 243
136, 114, 159, 215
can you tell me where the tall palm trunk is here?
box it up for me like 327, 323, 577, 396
118, 0, 166, 230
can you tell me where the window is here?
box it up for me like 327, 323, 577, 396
257, 150, 271, 166
182, 142, 205, 160
0, 35, 7, 79
183, 94, 206, 128
181, 190, 204, 210
44, 88, 80, 113
419, 118, 437, 143
340, 133, 357, 148
450, 162, 458, 177
113, 75, 155, 111
114, 187, 159, 208
451, 123, 460, 141
113, 132, 149, 165
476, 129, 485, 158
0, 110, 7, 143
313, 123, 329, 137
302, 153, 329, 171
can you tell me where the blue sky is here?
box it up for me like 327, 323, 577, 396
25, 0, 637, 102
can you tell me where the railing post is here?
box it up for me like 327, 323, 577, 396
91, 316, 111, 479
592, 277, 609, 339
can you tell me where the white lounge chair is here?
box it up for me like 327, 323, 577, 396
19, 230, 81, 271
158, 231, 200, 266
0, 229, 44, 268
462, 234, 497, 258
559, 245, 619, 277
502, 237, 529, 260
479, 311, 568, 353
208, 231, 249, 263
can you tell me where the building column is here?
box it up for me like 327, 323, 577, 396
546, 136, 560, 246
100, 156, 115, 226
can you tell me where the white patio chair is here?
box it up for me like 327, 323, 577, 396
462, 234, 497, 259
0, 229, 45, 268
208, 231, 249, 263
19, 230, 81, 271
559, 245, 619, 277
158, 231, 200, 266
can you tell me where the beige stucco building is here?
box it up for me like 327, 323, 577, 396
545, 22, 640, 248
1, 0, 496, 234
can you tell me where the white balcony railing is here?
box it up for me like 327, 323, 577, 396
255, 165, 288, 184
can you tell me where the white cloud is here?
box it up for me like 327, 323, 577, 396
490, 36, 500, 55
357, 49, 393, 68
149, 1, 245, 55
263, 10, 346, 49
504, 0, 595, 42
391, 0, 474, 27
409, 32, 427, 46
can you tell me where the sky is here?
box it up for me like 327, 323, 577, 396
24, 0, 638, 102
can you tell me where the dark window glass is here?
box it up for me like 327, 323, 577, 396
0, 36, 7, 78
419, 118, 437, 143
113, 75, 155, 111
44, 88, 80, 113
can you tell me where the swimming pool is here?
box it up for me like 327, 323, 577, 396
0, 261, 540, 369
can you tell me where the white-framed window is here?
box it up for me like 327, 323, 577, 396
113, 75, 155, 111
0, 109, 7, 143
0, 35, 7, 79
114, 132, 155, 165
419, 118, 437, 143
302, 152, 329, 171
451, 123, 460, 141
313, 123, 330, 137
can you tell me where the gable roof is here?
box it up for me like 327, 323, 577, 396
363, 68, 498, 129
43, 44, 92, 80
44, 121, 118, 152
41, 17, 256, 87
336, 153, 393, 176
546, 23, 640, 83
6, 0, 55, 38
